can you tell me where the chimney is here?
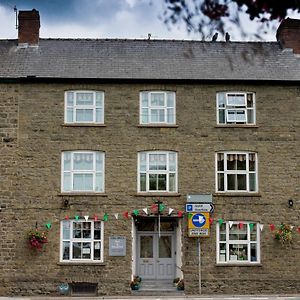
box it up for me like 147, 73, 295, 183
18, 9, 40, 46
276, 18, 300, 54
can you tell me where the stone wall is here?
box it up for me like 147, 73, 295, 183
0, 82, 299, 296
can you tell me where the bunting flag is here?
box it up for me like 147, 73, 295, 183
142, 208, 148, 215
229, 221, 233, 228
249, 223, 254, 231
93, 215, 98, 221
209, 218, 213, 225
159, 204, 166, 212
239, 222, 244, 229
64, 215, 70, 220
269, 224, 275, 231
188, 213, 193, 219
45, 223, 52, 229
84, 215, 89, 221
297, 227, 300, 234
168, 208, 174, 215
259, 224, 264, 231
133, 209, 139, 216
218, 219, 224, 225
103, 213, 108, 222
151, 204, 158, 213
123, 211, 129, 219
178, 211, 183, 218
75, 215, 80, 220
114, 213, 119, 220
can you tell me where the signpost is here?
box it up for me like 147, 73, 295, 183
186, 203, 214, 213
188, 212, 210, 237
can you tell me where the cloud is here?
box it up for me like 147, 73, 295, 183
0, 6, 17, 39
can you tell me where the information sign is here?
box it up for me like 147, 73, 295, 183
188, 212, 210, 237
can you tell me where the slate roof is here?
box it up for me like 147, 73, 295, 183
0, 38, 299, 81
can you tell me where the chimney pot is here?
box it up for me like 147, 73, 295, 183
276, 18, 300, 54
18, 9, 40, 46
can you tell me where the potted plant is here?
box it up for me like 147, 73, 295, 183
173, 277, 180, 287
274, 223, 293, 245
176, 279, 184, 291
27, 228, 48, 252
130, 276, 141, 290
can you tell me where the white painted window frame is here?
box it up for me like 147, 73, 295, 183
215, 151, 258, 193
140, 91, 176, 125
60, 220, 104, 263
138, 151, 178, 193
216, 92, 256, 125
61, 150, 105, 193
64, 90, 104, 124
216, 222, 261, 265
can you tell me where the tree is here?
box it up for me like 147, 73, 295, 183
161, 0, 300, 39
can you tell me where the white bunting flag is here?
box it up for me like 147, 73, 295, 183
259, 224, 264, 231
114, 213, 119, 220
229, 221, 233, 228
84, 215, 89, 221
142, 208, 148, 215
168, 208, 174, 215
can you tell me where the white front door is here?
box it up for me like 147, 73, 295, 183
137, 232, 175, 280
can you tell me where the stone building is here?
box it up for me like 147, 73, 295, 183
0, 9, 299, 297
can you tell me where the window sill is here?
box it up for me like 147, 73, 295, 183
137, 124, 178, 128
58, 262, 106, 266
216, 263, 262, 267
213, 193, 261, 197
135, 193, 181, 197
58, 193, 108, 197
215, 125, 258, 128
62, 124, 106, 127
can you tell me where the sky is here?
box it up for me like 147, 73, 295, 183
0, 0, 299, 41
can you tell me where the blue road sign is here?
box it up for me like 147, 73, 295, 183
192, 213, 206, 228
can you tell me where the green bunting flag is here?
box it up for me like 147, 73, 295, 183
45, 223, 52, 229
75, 215, 80, 220
218, 219, 224, 225
103, 213, 108, 222
188, 213, 193, 219
249, 223, 254, 231
159, 204, 166, 212
133, 209, 139, 216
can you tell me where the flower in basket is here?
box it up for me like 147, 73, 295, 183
274, 224, 293, 245
27, 228, 48, 252
130, 276, 141, 290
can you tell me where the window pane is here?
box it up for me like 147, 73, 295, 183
95, 92, 103, 106
237, 155, 246, 170
149, 174, 157, 190
141, 108, 148, 123
150, 93, 164, 106
82, 242, 91, 259
219, 243, 226, 262
217, 153, 224, 171
96, 153, 103, 171
159, 236, 172, 258
158, 174, 167, 190
169, 153, 176, 171
149, 154, 166, 170
141, 92, 148, 107
67, 108, 73, 122
94, 242, 101, 260
150, 109, 165, 122
140, 236, 153, 258
250, 225, 257, 241
76, 92, 93, 105
229, 224, 247, 240
229, 244, 248, 261
166, 92, 174, 107
139, 153, 146, 171
247, 109, 254, 124
219, 109, 225, 123
250, 243, 257, 261
64, 152, 71, 171
73, 153, 93, 170
63, 173, 71, 191
218, 93, 226, 108
62, 241, 70, 260
236, 110, 246, 122
247, 93, 254, 107
169, 173, 176, 192
249, 154, 256, 171
72, 242, 82, 259
227, 94, 246, 106
249, 173, 256, 191
73, 222, 82, 238
67, 92, 74, 106
96, 108, 103, 123
227, 154, 237, 170
237, 174, 246, 190
94, 222, 101, 240
95, 173, 103, 192
167, 108, 174, 123
140, 173, 146, 191
73, 174, 93, 191
62, 221, 70, 240
227, 174, 236, 190
76, 109, 93, 122
82, 222, 91, 238
217, 173, 224, 191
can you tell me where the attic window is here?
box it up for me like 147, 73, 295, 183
65, 91, 104, 124
217, 92, 256, 125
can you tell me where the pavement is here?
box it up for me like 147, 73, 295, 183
1, 295, 300, 300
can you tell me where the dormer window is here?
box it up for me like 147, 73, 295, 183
217, 92, 255, 125
140, 91, 176, 125
65, 91, 104, 124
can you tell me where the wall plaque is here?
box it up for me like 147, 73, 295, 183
109, 236, 126, 256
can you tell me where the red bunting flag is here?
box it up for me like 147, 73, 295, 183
239, 222, 244, 229
209, 218, 213, 225
93, 215, 98, 221
64, 215, 69, 220
297, 227, 300, 234
269, 224, 275, 231
151, 204, 158, 213
178, 211, 183, 218
123, 211, 129, 219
